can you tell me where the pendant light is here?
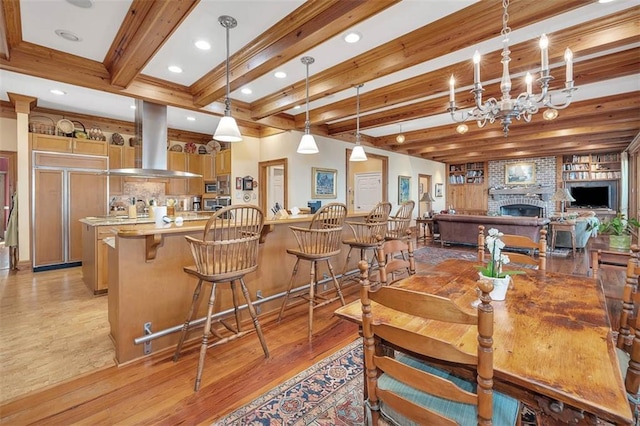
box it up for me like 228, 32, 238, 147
396, 123, 405, 143
297, 56, 319, 154
349, 84, 367, 162
213, 15, 242, 143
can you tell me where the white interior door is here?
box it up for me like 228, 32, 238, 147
354, 172, 382, 212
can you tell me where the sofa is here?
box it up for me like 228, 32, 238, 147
553, 211, 599, 249
434, 214, 550, 247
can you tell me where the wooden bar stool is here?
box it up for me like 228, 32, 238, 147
340, 202, 392, 284
386, 200, 415, 241
277, 203, 348, 341
173, 205, 269, 391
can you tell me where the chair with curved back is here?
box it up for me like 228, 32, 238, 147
375, 235, 416, 286
277, 203, 348, 341
616, 245, 640, 421
386, 200, 415, 241
340, 202, 392, 284
173, 205, 269, 391
477, 225, 547, 271
358, 260, 520, 425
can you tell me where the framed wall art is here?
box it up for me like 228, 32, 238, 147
505, 162, 536, 185
435, 183, 444, 197
312, 167, 337, 199
398, 175, 411, 204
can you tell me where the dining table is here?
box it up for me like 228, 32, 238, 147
334, 259, 633, 425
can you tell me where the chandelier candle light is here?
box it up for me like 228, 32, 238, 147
297, 56, 319, 154
214, 16, 242, 142
448, 0, 576, 137
349, 84, 367, 162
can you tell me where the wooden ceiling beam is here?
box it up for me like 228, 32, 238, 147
250, 0, 591, 120
104, 0, 198, 89
1, 0, 21, 55
308, 7, 639, 127
192, 0, 399, 107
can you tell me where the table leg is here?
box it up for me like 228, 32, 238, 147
591, 250, 599, 279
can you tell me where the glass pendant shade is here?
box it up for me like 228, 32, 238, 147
349, 144, 367, 162
214, 116, 242, 142
297, 132, 319, 154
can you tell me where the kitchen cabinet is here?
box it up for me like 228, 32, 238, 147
31, 133, 108, 156
82, 224, 113, 294
32, 152, 108, 270
186, 153, 204, 195
108, 145, 136, 194
203, 154, 215, 181
167, 151, 187, 195
215, 149, 231, 176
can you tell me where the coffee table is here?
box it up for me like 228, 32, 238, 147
588, 234, 631, 279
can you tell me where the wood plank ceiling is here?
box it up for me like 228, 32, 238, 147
1, 0, 638, 163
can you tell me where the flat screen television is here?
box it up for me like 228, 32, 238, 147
570, 186, 609, 209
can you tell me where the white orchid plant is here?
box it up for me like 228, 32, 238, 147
476, 228, 525, 278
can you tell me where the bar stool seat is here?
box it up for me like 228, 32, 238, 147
278, 203, 348, 341
340, 202, 392, 284
173, 205, 269, 391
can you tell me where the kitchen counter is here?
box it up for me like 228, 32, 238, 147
105, 211, 368, 364
80, 211, 213, 227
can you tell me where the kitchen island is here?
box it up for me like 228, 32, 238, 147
86, 212, 367, 364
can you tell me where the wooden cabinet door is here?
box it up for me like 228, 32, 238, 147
109, 145, 124, 194
215, 149, 231, 175
167, 151, 186, 195
73, 139, 108, 156
68, 171, 107, 262
203, 155, 215, 181
187, 154, 204, 195
97, 238, 109, 291
33, 169, 65, 267
31, 134, 73, 153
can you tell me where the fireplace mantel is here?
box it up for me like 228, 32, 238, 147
489, 187, 555, 201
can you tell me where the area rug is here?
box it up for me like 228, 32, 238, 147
413, 245, 478, 265
548, 248, 571, 257
213, 338, 538, 426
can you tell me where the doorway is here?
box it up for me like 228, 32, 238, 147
345, 149, 388, 212
0, 151, 17, 270
258, 158, 288, 216
418, 174, 433, 217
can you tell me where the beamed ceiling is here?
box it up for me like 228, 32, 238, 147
0, 0, 638, 164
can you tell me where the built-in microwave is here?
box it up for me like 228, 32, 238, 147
203, 196, 232, 211
204, 182, 217, 193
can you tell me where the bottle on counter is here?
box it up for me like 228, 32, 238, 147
128, 198, 137, 219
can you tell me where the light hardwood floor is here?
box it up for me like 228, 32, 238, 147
0, 240, 625, 424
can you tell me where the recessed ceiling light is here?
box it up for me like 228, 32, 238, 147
66, 0, 92, 8
274, 71, 287, 79
343, 31, 362, 43
456, 124, 469, 134
186, 116, 196, 121
168, 65, 183, 73
55, 29, 81, 42
293, 105, 301, 110
598, 0, 615, 3
241, 88, 252, 95
194, 40, 211, 50
50, 89, 66, 95
130, 105, 136, 110
543, 109, 559, 120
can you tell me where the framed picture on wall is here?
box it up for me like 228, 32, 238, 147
505, 162, 536, 185
435, 183, 444, 197
312, 167, 337, 199
398, 175, 411, 204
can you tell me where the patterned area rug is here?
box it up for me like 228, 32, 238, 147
413, 245, 478, 265
214, 339, 364, 425
213, 337, 538, 426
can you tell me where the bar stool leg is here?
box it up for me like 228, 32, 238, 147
340, 246, 356, 284
194, 282, 218, 392
239, 278, 269, 358
308, 260, 317, 341
278, 258, 301, 322
173, 279, 204, 362
326, 259, 345, 305
230, 280, 242, 332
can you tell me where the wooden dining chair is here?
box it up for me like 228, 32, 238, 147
277, 203, 348, 341
386, 200, 415, 241
478, 225, 547, 271
374, 235, 416, 286
616, 245, 640, 421
173, 205, 269, 391
358, 261, 520, 425
340, 202, 392, 284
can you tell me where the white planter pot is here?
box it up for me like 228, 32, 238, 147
478, 273, 511, 301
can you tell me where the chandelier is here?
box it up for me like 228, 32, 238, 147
448, 0, 576, 137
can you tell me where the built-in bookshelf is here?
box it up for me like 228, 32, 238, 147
448, 162, 485, 185
562, 153, 621, 181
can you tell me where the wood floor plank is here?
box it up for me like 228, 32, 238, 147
0, 241, 625, 424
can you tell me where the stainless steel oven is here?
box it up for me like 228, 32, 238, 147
203, 196, 232, 211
